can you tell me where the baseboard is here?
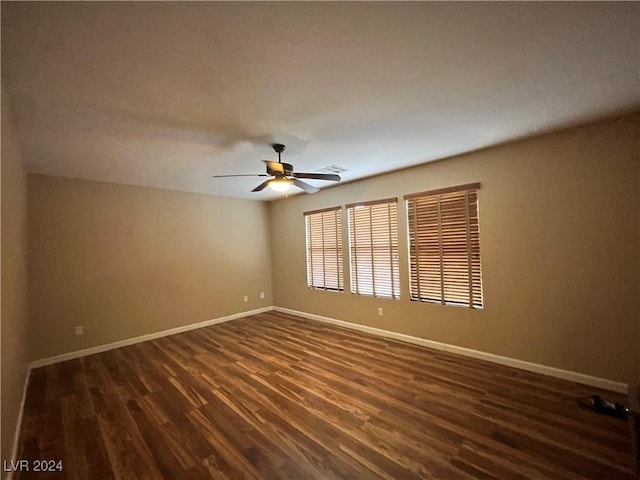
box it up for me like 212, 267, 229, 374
23, 302, 628, 394
6, 369, 30, 480
273, 306, 629, 394
30, 306, 274, 369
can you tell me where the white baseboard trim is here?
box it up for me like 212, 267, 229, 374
273, 306, 629, 394
22, 302, 629, 395
30, 306, 274, 369
7, 369, 30, 480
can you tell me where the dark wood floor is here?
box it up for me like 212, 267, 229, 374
15, 311, 635, 479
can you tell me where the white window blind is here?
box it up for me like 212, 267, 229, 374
405, 183, 483, 308
304, 207, 344, 291
347, 198, 400, 299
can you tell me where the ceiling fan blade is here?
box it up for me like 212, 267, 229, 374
251, 180, 272, 192
293, 172, 341, 182
263, 160, 284, 175
212, 174, 269, 178
291, 178, 319, 194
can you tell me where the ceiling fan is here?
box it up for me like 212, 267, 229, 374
212, 143, 341, 194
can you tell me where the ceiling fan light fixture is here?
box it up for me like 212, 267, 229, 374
269, 178, 291, 192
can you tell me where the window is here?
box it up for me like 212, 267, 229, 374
405, 183, 483, 308
347, 198, 400, 299
304, 207, 344, 291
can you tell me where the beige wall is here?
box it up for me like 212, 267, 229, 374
1, 89, 30, 472
28, 175, 272, 360
271, 113, 640, 384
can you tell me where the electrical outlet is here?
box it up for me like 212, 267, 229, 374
243, 295, 248, 303
377, 307, 384, 317
75, 326, 84, 336
260, 291, 265, 299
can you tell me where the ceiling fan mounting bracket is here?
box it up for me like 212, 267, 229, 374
272, 143, 286, 154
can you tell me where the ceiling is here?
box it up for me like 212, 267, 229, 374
2, 2, 638, 201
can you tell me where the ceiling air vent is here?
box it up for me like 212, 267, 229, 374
317, 165, 350, 174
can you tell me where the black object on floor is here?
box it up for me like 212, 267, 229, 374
591, 394, 630, 419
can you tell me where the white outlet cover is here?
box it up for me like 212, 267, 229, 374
244, 295, 248, 302
260, 292, 265, 299
75, 326, 84, 336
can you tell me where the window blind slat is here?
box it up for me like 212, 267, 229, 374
406, 184, 483, 308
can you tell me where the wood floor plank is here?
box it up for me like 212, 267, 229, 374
15, 311, 636, 479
